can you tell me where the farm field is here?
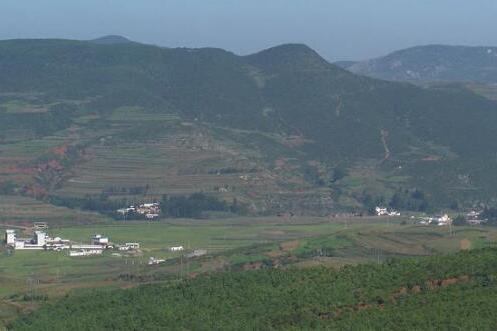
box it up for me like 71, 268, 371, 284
0, 195, 107, 226
1, 215, 497, 326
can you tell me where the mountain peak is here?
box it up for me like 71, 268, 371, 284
245, 43, 331, 72
90, 35, 132, 45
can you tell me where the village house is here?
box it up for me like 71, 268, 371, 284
375, 207, 400, 217
117, 202, 161, 219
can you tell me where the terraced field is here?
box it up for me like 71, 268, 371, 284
0, 96, 331, 216
55, 139, 247, 197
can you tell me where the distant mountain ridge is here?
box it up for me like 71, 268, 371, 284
343, 45, 497, 84
90, 35, 133, 44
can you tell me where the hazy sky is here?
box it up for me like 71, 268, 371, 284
1, 0, 496, 60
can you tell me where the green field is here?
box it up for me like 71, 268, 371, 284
2, 215, 496, 326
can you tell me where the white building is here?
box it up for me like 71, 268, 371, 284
35, 231, 46, 246
169, 246, 184, 252
11, 231, 47, 250
375, 207, 389, 216
142, 203, 159, 208
69, 249, 103, 257
91, 234, 109, 246
119, 243, 140, 251
5, 229, 16, 246
71, 244, 104, 250
14, 241, 44, 250
148, 257, 166, 265
186, 249, 207, 258
437, 214, 452, 226
375, 207, 400, 217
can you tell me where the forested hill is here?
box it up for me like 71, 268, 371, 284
1, 38, 496, 161
10, 248, 497, 330
344, 45, 497, 84
2, 38, 497, 210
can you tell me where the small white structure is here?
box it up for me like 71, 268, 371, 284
71, 244, 104, 250
69, 249, 103, 257
5, 229, 16, 246
91, 234, 109, 246
186, 249, 207, 258
437, 214, 452, 226
375, 207, 388, 216
142, 203, 159, 208
467, 210, 481, 218
119, 243, 140, 251
14, 240, 25, 249
117, 207, 136, 215
145, 213, 160, 220
148, 257, 166, 265
169, 246, 184, 252
48, 244, 70, 251
389, 210, 401, 216
33, 222, 48, 230
14, 241, 44, 250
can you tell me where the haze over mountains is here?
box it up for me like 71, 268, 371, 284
338, 45, 497, 85
1, 37, 497, 212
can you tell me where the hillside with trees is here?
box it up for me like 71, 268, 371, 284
10, 248, 497, 330
2, 39, 497, 212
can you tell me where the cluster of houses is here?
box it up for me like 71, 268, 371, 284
374, 206, 486, 227
418, 210, 488, 226
3, 224, 205, 267
117, 202, 161, 220
464, 210, 486, 225
418, 214, 453, 226
375, 207, 401, 217
4, 228, 141, 257
5, 229, 72, 251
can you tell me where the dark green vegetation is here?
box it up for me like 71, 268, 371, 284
4, 216, 495, 327
1, 38, 497, 213
344, 45, 497, 84
2, 37, 497, 330
161, 193, 247, 218
10, 248, 497, 330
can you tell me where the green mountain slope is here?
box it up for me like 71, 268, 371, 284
346, 45, 497, 84
1, 39, 497, 211
10, 248, 497, 330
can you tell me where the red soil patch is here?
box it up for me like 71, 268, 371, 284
279, 240, 300, 252
242, 261, 264, 271
52, 144, 69, 156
